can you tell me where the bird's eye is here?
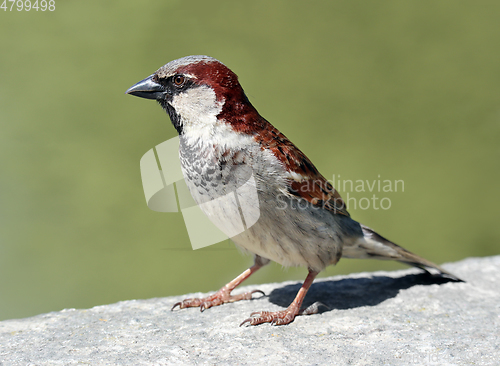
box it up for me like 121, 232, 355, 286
173, 75, 186, 87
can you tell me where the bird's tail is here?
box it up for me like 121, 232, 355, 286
344, 224, 463, 282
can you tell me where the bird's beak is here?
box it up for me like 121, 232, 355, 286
125, 75, 166, 100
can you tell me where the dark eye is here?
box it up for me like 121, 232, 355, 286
173, 75, 186, 87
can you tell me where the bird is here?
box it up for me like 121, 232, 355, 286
126, 55, 461, 326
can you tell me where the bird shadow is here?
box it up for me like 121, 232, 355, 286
267, 272, 459, 312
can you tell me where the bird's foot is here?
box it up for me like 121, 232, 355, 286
240, 307, 299, 326
240, 309, 297, 326
239, 302, 324, 326
172, 289, 265, 312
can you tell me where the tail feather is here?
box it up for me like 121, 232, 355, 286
350, 224, 463, 282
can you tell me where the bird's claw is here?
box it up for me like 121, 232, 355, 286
239, 301, 326, 326
240, 308, 300, 326
172, 289, 265, 312
249, 289, 266, 298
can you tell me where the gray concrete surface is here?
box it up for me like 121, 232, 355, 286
1, 256, 498, 366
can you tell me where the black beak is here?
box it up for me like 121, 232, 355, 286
125, 75, 166, 100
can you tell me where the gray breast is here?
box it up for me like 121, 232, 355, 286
179, 136, 256, 203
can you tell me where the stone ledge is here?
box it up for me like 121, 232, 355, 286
1, 256, 499, 365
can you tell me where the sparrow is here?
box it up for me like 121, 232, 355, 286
126, 55, 461, 326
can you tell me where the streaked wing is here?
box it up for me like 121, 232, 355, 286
253, 120, 350, 217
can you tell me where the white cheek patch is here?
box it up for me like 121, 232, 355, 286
169, 86, 223, 132
169, 86, 255, 150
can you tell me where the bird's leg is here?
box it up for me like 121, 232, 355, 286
172, 259, 266, 312
240, 269, 319, 326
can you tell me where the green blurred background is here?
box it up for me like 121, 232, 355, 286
1, 0, 499, 321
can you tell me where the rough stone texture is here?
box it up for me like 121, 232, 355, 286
0, 256, 498, 366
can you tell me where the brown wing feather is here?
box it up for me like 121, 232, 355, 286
253, 120, 350, 217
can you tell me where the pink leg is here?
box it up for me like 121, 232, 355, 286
172, 262, 265, 312
240, 270, 319, 326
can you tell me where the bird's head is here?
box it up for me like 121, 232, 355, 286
126, 55, 262, 136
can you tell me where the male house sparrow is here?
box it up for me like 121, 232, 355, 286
126, 55, 461, 326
